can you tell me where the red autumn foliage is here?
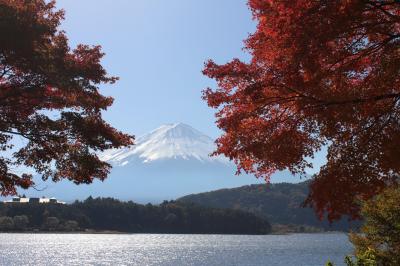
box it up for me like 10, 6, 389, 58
203, 0, 400, 221
0, 0, 133, 195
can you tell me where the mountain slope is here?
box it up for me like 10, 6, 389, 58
178, 182, 360, 231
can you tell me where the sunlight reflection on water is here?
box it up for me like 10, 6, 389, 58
0, 233, 352, 266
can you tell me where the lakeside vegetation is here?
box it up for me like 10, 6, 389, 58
0, 197, 271, 235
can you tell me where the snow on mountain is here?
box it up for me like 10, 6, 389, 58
101, 123, 229, 165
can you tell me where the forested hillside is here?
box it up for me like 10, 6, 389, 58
179, 182, 360, 232
0, 197, 271, 235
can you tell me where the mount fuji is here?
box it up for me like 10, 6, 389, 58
20, 123, 303, 203
100, 123, 229, 165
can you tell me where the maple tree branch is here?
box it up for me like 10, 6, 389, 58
0, 129, 35, 141
328, 34, 398, 72
310, 93, 400, 109
365, 0, 400, 21
0, 128, 66, 142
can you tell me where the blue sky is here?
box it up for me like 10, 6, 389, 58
55, 0, 326, 174
56, 0, 255, 138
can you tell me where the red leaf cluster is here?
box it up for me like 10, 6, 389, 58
0, 0, 133, 195
203, 0, 400, 221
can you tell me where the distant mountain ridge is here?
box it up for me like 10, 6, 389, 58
178, 181, 360, 231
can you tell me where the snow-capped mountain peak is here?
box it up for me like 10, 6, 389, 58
101, 123, 228, 165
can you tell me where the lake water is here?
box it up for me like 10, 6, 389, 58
0, 233, 352, 265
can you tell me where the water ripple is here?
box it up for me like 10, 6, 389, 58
0, 233, 352, 266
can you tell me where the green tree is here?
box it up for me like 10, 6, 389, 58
44, 217, 59, 231
327, 253, 377, 266
343, 251, 377, 266
13, 215, 29, 230
63, 220, 79, 231
0, 216, 14, 231
347, 187, 400, 265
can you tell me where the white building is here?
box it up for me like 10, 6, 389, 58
4, 196, 65, 204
